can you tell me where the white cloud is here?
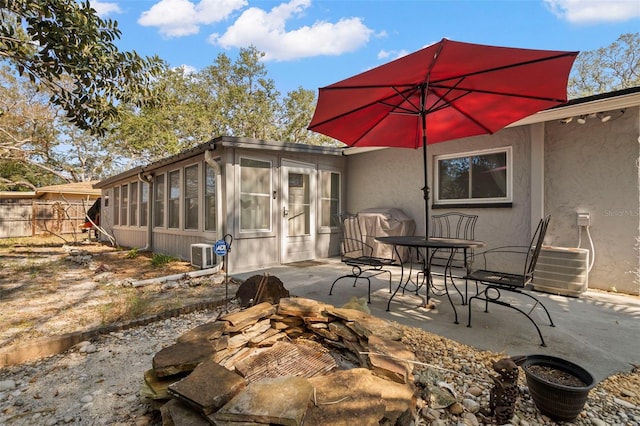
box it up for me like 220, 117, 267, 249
544, 0, 640, 24
377, 49, 408, 61
138, 0, 247, 38
90, 1, 122, 17
176, 64, 198, 75
209, 0, 374, 61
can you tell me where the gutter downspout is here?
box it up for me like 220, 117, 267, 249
138, 172, 153, 251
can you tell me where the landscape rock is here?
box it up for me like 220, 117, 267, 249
168, 359, 246, 415
210, 376, 313, 425
0, 379, 16, 391
462, 397, 480, 413
305, 368, 388, 425
160, 399, 210, 426
152, 340, 215, 377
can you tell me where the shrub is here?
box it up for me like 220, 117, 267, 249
126, 248, 139, 259
151, 253, 175, 266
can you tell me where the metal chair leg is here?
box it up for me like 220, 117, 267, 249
467, 285, 550, 346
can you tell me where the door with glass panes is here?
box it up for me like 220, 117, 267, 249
281, 161, 316, 263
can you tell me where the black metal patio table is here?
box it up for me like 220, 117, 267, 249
376, 236, 486, 324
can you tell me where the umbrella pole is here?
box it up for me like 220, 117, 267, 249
420, 84, 429, 239
422, 127, 429, 239
423, 147, 429, 238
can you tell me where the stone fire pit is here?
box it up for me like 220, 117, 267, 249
142, 297, 418, 425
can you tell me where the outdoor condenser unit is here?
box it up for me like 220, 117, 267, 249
190, 243, 215, 269
533, 246, 589, 297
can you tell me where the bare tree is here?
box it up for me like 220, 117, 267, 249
569, 32, 640, 98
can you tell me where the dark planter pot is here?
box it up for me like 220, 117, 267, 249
521, 355, 596, 422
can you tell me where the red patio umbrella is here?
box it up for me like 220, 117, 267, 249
308, 38, 578, 237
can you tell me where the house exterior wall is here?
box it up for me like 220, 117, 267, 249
101, 154, 214, 256
544, 106, 640, 294
346, 126, 534, 253
346, 107, 640, 295
98, 140, 345, 273
225, 147, 345, 273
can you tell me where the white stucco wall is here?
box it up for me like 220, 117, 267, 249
346, 108, 640, 295
346, 126, 535, 253
545, 107, 640, 294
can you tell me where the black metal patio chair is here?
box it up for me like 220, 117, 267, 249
329, 212, 396, 303
465, 215, 555, 346
417, 212, 478, 301
430, 212, 478, 267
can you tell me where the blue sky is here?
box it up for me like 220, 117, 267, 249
91, 0, 640, 95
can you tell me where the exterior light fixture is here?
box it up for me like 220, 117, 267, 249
576, 116, 587, 124
559, 117, 573, 124
597, 112, 611, 123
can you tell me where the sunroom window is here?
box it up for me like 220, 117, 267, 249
121, 184, 128, 226
435, 147, 511, 205
240, 157, 271, 232
168, 170, 180, 229
184, 165, 199, 230
205, 163, 217, 231
140, 182, 149, 227
130, 182, 138, 227
320, 171, 340, 227
154, 174, 165, 227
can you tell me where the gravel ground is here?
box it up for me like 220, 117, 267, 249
0, 301, 639, 426
0, 308, 223, 426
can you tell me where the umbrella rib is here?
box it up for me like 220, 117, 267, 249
319, 53, 577, 96
383, 86, 422, 115
309, 47, 577, 137
308, 86, 423, 130
430, 83, 567, 103
425, 79, 495, 134
429, 51, 578, 88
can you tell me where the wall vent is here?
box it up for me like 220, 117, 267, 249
190, 243, 215, 269
533, 246, 589, 297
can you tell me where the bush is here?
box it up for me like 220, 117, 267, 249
151, 253, 175, 266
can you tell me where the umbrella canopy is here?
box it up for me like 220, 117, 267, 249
308, 38, 578, 236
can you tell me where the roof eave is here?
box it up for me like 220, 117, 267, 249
94, 136, 345, 188
509, 89, 640, 127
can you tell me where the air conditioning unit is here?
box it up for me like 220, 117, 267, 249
533, 246, 589, 297
191, 243, 215, 269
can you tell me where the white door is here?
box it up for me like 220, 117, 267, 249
281, 161, 316, 264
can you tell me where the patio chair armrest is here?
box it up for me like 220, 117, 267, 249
466, 245, 529, 270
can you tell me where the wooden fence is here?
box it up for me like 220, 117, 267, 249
0, 200, 91, 239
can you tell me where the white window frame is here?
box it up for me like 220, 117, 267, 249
167, 169, 181, 229
129, 181, 138, 227
154, 173, 165, 228
238, 156, 273, 235
434, 146, 512, 205
140, 181, 149, 227
318, 170, 341, 230
204, 162, 217, 232
184, 164, 199, 230
121, 183, 128, 226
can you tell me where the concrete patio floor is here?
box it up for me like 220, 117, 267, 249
232, 258, 640, 383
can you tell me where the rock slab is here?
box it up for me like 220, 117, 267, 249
168, 359, 246, 415
210, 376, 313, 425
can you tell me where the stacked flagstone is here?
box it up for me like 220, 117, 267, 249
142, 297, 417, 425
